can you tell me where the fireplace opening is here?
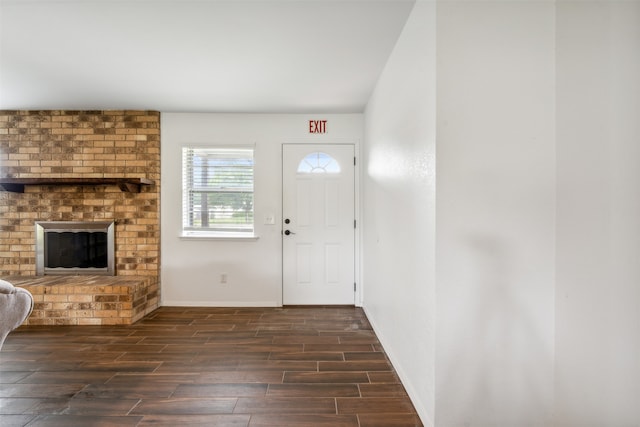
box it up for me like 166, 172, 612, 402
35, 221, 115, 276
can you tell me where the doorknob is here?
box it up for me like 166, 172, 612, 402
284, 230, 295, 235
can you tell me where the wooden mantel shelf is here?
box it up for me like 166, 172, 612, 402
0, 177, 154, 193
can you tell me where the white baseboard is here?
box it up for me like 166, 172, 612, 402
160, 300, 280, 307
362, 305, 432, 427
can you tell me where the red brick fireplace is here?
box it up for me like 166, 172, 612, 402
0, 110, 160, 325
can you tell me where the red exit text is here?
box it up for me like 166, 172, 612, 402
309, 120, 327, 134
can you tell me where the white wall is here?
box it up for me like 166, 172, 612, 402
363, 1, 436, 425
161, 113, 362, 306
555, 2, 640, 425
435, 2, 556, 425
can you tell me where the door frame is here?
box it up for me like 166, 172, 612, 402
281, 141, 362, 307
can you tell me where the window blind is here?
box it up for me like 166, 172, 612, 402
182, 147, 254, 235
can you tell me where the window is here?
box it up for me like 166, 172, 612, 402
297, 152, 341, 174
182, 147, 254, 237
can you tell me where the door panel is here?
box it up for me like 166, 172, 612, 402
282, 144, 355, 305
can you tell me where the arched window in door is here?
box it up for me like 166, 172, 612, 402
297, 152, 341, 174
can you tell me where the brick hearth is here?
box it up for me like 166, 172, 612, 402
2, 275, 158, 325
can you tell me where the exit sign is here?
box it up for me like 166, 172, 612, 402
309, 120, 327, 134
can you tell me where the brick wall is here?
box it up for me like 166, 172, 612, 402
0, 111, 160, 285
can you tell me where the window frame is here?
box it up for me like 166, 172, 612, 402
181, 145, 257, 239
297, 151, 341, 174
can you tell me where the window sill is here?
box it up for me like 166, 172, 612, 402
179, 232, 259, 241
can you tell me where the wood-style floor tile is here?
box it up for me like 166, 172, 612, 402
256, 328, 320, 337
17, 371, 114, 384
236, 360, 317, 371
116, 352, 199, 362
248, 414, 359, 426
0, 397, 43, 414
283, 371, 370, 383
358, 413, 424, 427
0, 372, 31, 383
75, 382, 178, 399
137, 414, 250, 426
266, 383, 360, 397
152, 360, 239, 373
78, 361, 161, 372
272, 335, 340, 344
304, 343, 374, 352
233, 397, 336, 414
90, 344, 166, 353
319, 360, 392, 371
0, 415, 35, 427
0, 384, 85, 399
337, 397, 418, 414
359, 383, 411, 397
195, 371, 284, 384
106, 373, 200, 384
368, 371, 402, 383
130, 398, 238, 415
38, 350, 124, 362
172, 383, 268, 398
344, 351, 388, 361
0, 360, 83, 372
192, 351, 271, 362
0, 306, 422, 426
268, 351, 344, 361
338, 334, 380, 344
26, 397, 140, 416
201, 343, 303, 353
22, 414, 143, 427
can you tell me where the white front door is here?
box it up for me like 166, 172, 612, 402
282, 144, 355, 305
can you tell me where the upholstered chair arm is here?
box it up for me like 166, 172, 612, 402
0, 279, 34, 350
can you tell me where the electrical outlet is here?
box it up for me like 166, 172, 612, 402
220, 273, 228, 284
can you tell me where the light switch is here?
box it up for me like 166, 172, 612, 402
264, 214, 275, 225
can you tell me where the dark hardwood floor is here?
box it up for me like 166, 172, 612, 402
0, 306, 422, 426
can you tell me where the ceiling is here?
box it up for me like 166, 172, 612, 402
0, 0, 415, 113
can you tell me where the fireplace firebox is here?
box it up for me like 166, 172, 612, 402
35, 221, 115, 276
